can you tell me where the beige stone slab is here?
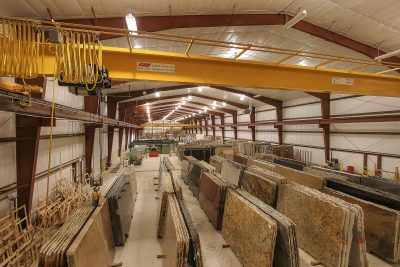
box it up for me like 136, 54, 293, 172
247, 166, 287, 184
66, 202, 115, 267
222, 189, 277, 267
276, 184, 354, 267
274, 165, 324, 190
241, 170, 277, 207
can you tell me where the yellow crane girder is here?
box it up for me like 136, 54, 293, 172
140, 123, 197, 128
39, 45, 400, 97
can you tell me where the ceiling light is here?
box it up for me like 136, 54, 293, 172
192, 113, 195, 116
145, 102, 149, 106
178, 105, 181, 108
239, 94, 245, 101
212, 106, 216, 109
284, 10, 307, 29
375, 49, 400, 61
222, 102, 226, 107
213, 101, 216, 105
188, 95, 192, 100
254, 95, 261, 98
197, 87, 203, 92
126, 13, 138, 36
182, 100, 186, 104
155, 92, 160, 97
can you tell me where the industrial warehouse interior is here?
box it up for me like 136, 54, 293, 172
0, 1, 400, 267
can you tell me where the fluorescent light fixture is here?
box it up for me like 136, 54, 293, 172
155, 92, 160, 97
126, 13, 138, 35
188, 95, 192, 100
213, 101, 216, 105
222, 102, 226, 107
284, 10, 307, 29
212, 106, 216, 109
192, 113, 195, 116
239, 94, 245, 101
181, 97, 185, 100
254, 95, 261, 98
197, 87, 203, 92
375, 49, 400, 61
182, 100, 186, 104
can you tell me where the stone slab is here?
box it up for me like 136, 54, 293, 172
241, 170, 277, 207
275, 165, 324, 190
222, 189, 277, 267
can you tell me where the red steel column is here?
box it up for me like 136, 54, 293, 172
84, 96, 99, 175
106, 98, 117, 167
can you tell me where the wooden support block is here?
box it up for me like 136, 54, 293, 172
157, 254, 166, 258
111, 262, 123, 267
222, 244, 230, 248
311, 260, 322, 266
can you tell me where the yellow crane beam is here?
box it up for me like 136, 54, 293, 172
140, 123, 197, 128
39, 46, 400, 97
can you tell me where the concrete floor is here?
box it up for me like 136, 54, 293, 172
114, 156, 397, 267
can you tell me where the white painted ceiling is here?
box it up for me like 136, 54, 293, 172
1, 0, 399, 53
2, 0, 399, 107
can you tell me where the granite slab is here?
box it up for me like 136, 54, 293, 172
222, 189, 277, 267
240, 170, 277, 207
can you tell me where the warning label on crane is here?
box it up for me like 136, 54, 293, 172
332, 77, 354, 86
137, 62, 176, 73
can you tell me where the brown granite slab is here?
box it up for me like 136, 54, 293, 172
222, 189, 277, 267
276, 184, 354, 267
233, 153, 251, 166
322, 187, 400, 263
241, 170, 277, 207
209, 155, 224, 173
198, 171, 227, 230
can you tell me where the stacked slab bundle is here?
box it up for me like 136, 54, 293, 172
236, 189, 299, 267
221, 189, 278, 267
276, 183, 368, 267
303, 166, 349, 181
198, 171, 229, 230
106, 174, 134, 246
246, 166, 287, 185
349, 175, 400, 196
240, 170, 278, 207
325, 178, 400, 210
209, 155, 224, 173
39, 205, 95, 267
160, 194, 190, 267
321, 187, 400, 263
220, 159, 246, 186
157, 171, 176, 238
187, 159, 215, 199
232, 153, 252, 166
238, 143, 294, 158
176, 197, 203, 267
247, 158, 276, 171
273, 157, 305, 171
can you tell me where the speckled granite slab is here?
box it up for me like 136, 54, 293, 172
247, 166, 287, 185
322, 187, 400, 263
274, 165, 324, 189
241, 170, 277, 207
304, 166, 349, 181
199, 171, 227, 230
236, 189, 299, 267
222, 189, 277, 267
160, 195, 190, 267
276, 184, 354, 267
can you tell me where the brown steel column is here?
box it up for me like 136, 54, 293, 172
106, 98, 117, 167
204, 118, 208, 136
84, 96, 99, 175
118, 103, 126, 157
195, 119, 198, 134
276, 103, 283, 145
125, 127, 129, 150
211, 115, 216, 137
220, 115, 225, 143
309, 92, 331, 162
249, 106, 256, 142
199, 119, 203, 134
15, 77, 46, 212
376, 155, 382, 177
232, 111, 238, 140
